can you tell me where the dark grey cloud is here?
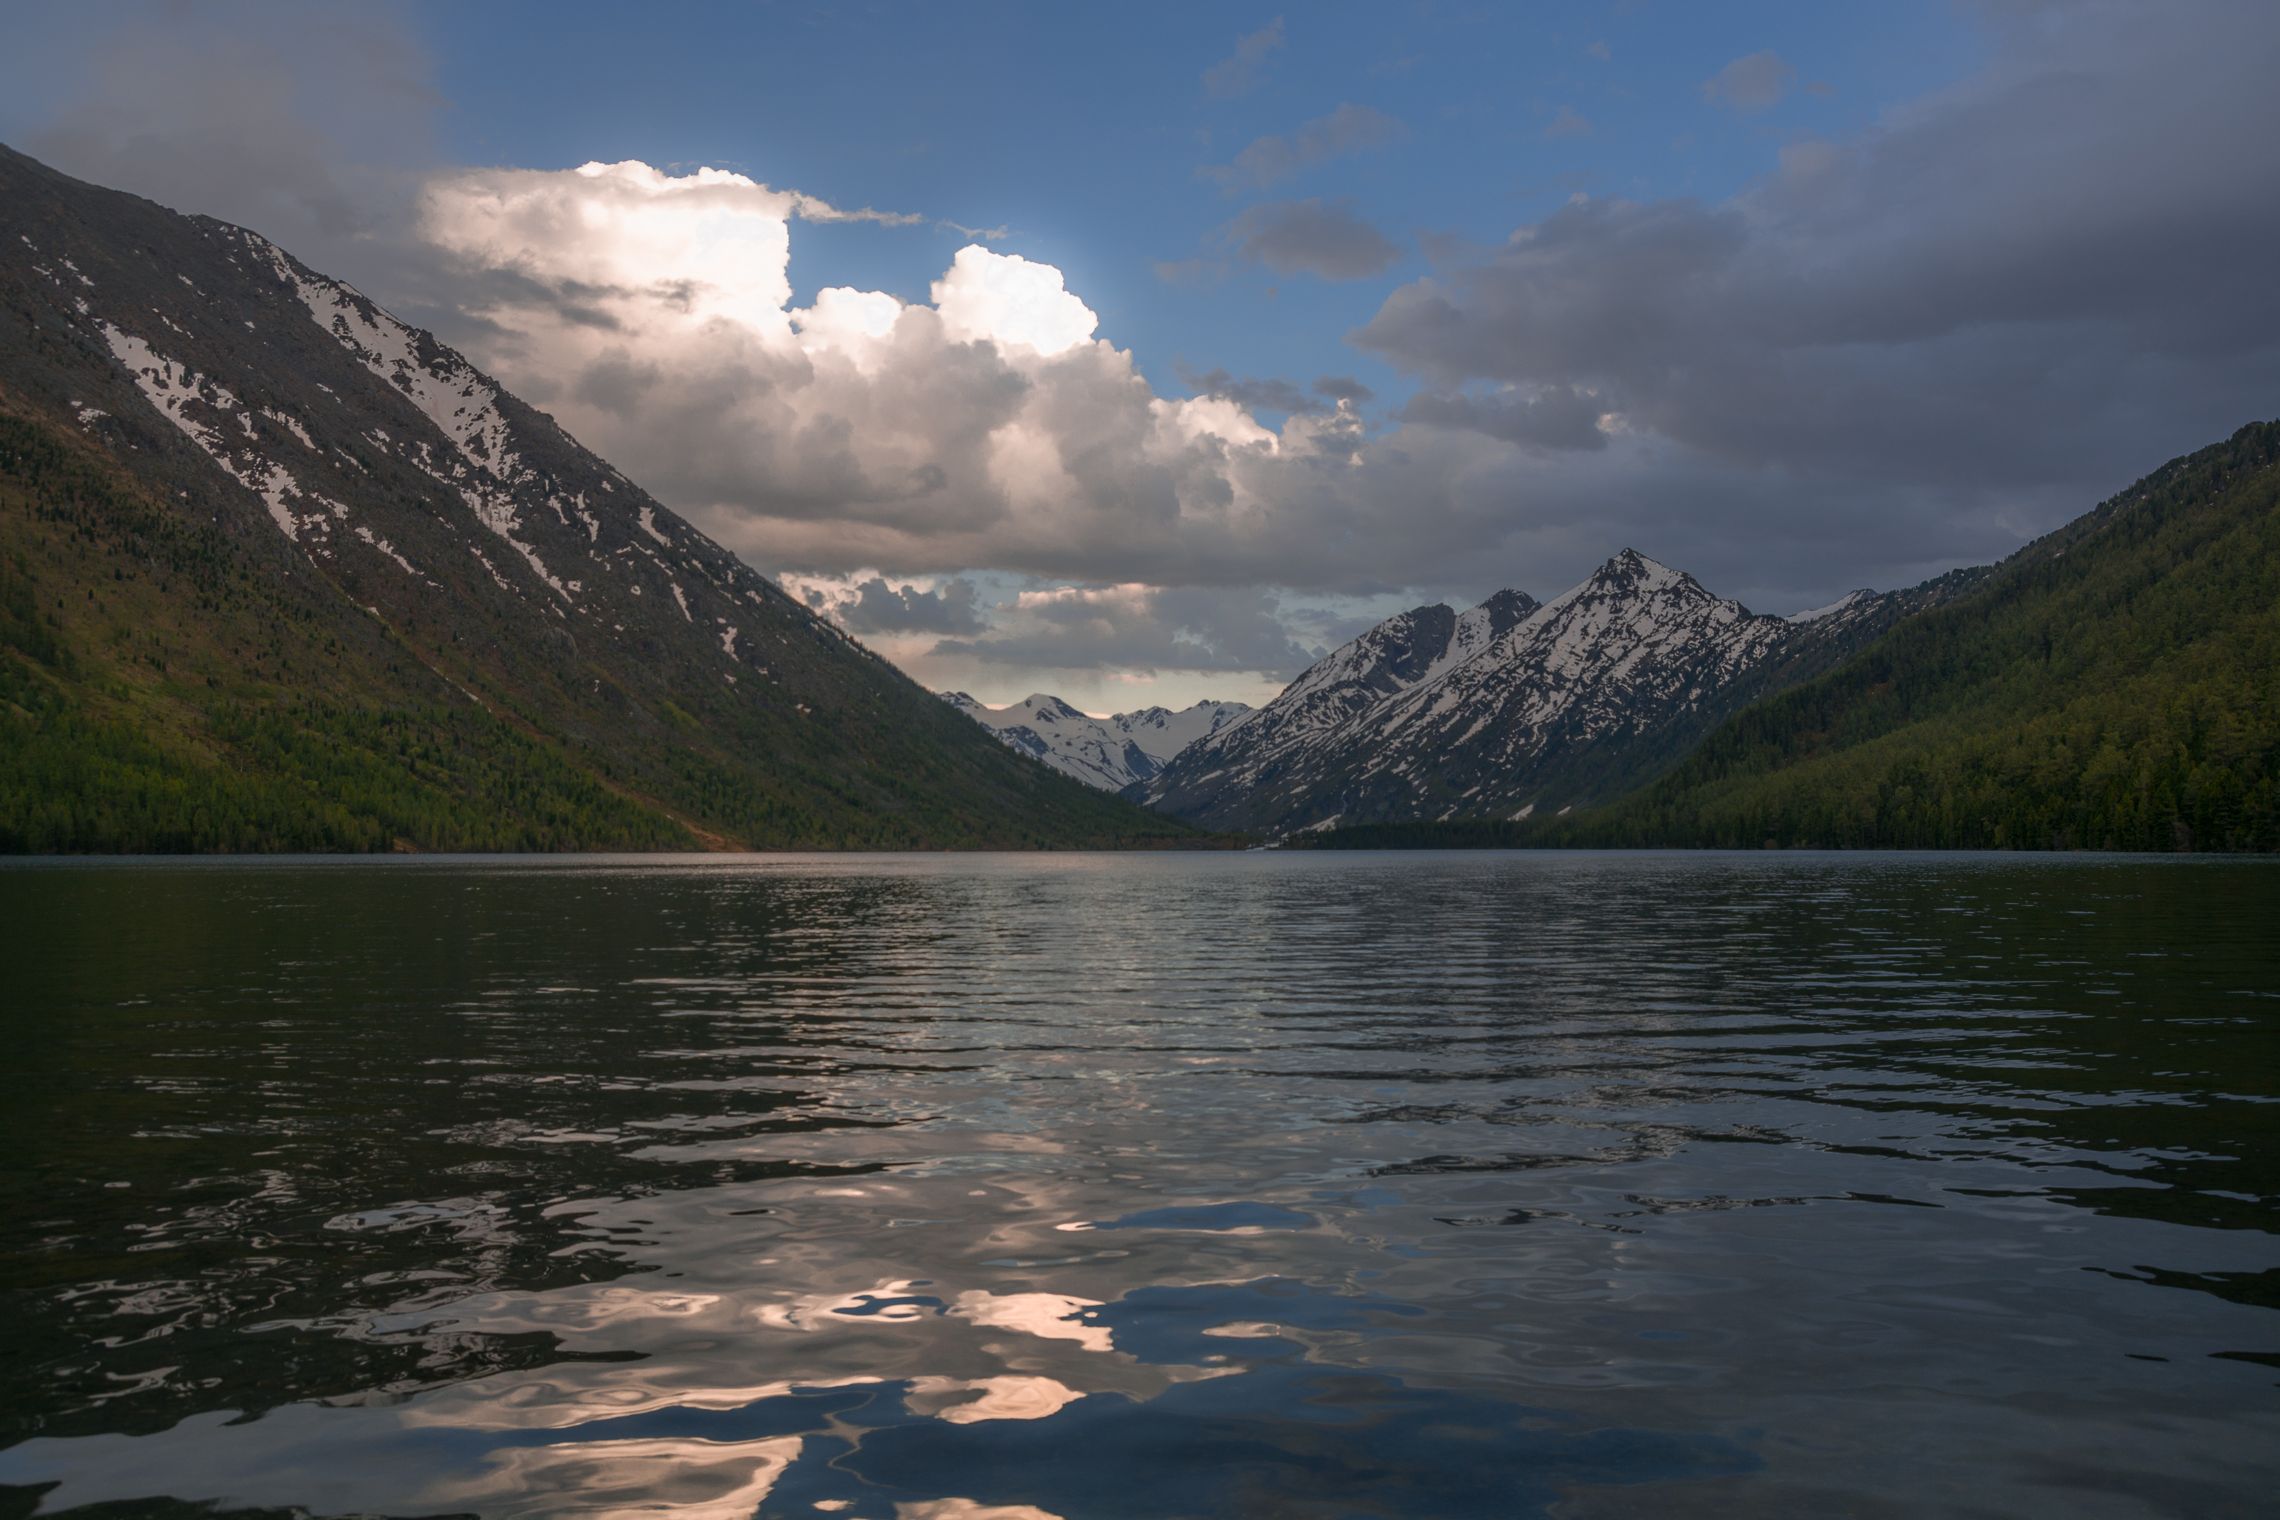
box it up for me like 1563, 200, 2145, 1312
1202, 104, 1405, 192
1226, 198, 1400, 280
1702, 51, 1794, 113
5, 1, 437, 260
1203, 18, 1285, 99
932, 584, 1316, 676
1181, 367, 1323, 415
1357, 0, 2280, 525
836, 576, 988, 636
570, 348, 663, 416
1401, 387, 1607, 452
1176, 368, 1379, 420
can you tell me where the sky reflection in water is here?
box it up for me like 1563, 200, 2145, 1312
0, 852, 2275, 1517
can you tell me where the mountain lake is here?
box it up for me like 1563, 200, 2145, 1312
1, 851, 2274, 1517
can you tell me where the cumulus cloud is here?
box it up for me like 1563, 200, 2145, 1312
1702, 51, 1795, 113
1201, 103, 1405, 192
1225, 198, 1401, 280
1204, 18, 1285, 99
932, 246, 1099, 356
412, 157, 1456, 597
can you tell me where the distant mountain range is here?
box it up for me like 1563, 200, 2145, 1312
941, 692, 1251, 791
1141, 552, 1972, 835
0, 145, 1189, 850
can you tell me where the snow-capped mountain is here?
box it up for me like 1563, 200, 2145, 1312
943, 692, 1252, 791
1144, 550, 1961, 834
0, 145, 1177, 848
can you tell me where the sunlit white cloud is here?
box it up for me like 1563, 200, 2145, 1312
423, 160, 805, 334
931, 246, 1098, 356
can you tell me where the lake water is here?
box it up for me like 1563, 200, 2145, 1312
0, 852, 2274, 1518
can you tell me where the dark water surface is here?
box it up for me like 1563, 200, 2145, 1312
1, 852, 2275, 1518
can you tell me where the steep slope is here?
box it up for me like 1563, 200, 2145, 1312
0, 145, 1188, 850
1145, 561, 1950, 835
942, 691, 1250, 791
1546, 421, 2280, 852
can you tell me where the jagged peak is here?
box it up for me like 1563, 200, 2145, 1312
1592, 547, 1689, 589
1473, 587, 1542, 618
1013, 692, 1089, 719
1365, 602, 1455, 639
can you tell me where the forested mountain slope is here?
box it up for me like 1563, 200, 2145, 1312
1544, 421, 2280, 851
0, 145, 1187, 851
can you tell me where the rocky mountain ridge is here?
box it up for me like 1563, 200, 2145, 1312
1143, 550, 1960, 835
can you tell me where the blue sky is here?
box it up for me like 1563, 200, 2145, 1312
5, 2, 2276, 711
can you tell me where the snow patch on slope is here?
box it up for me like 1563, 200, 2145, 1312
104, 324, 304, 541
245, 230, 572, 600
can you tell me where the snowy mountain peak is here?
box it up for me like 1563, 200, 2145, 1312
1473, 587, 1544, 626
942, 692, 1252, 792
1586, 548, 1695, 599
1012, 693, 1089, 723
